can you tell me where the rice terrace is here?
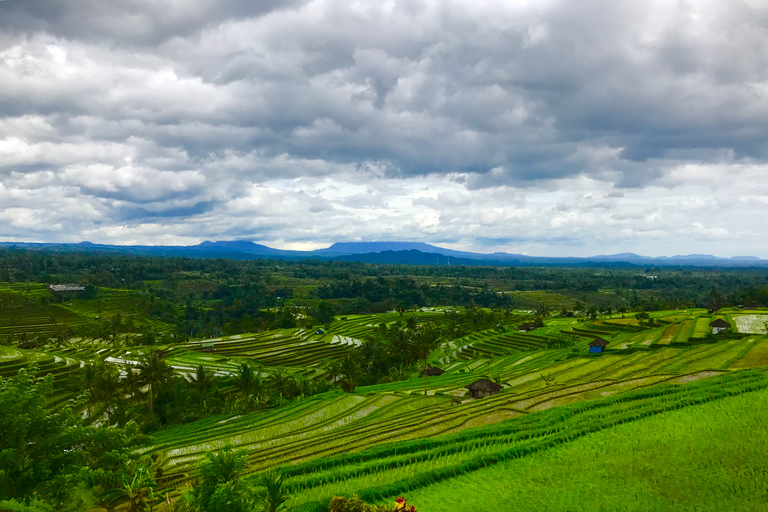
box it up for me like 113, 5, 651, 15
1, 249, 768, 512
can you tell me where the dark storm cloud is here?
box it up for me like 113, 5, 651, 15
4, 0, 767, 184
1, 0, 768, 252
0, 0, 309, 46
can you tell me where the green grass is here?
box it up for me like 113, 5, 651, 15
258, 368, 768, 512
402, 386, 768, 512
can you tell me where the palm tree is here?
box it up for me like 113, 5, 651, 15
194, 446, 247, 510
265, 367, 293, 398
201, 446, 245, 485
294, 376, 314, 398
338, 355, 361, 393
81, 361, 101, 419
387, 364, 412, 382
232, 362, 257, 398
98, 366, 122, 413
108, 396, 136, 427
137, 352, 174, 416
388, 327, 412, 364
411, 322, 442, 396
324, 358, 343, 384
123, 366, 142, 400
259, 469, 289, 512
187, 365, 215, 416
359, 337, 382, 375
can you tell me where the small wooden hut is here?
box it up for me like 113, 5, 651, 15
421, 366, 445, 377
709, 319, 730, 335
589, 337, 609, 354
465, 379, 503, 398
518, 323, 536, 333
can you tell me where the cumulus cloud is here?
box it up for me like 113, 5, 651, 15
0, 0, 767, 255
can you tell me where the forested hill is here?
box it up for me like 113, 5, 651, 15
1, 241, 767, 267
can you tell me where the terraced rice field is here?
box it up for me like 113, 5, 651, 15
504, 291, 577, 310
694, 317, 713, 337
733, 314, 768, 334
401, 384, 768, 512
656, 323, 681, 345
182, 329, 352, 367
145, 326, 768, 496
4, 300, 768, 511
0, 301, 92, 337
260, 369, 768, 512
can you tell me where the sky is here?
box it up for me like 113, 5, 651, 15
1, 0, 767, 257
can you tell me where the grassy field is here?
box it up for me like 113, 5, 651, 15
145, 332, 768, 494
402, 385, 768, 512
255, 368, 768, 511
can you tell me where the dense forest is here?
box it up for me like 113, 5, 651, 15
2, 248, 768, 342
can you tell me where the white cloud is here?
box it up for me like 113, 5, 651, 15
0, 0, 767, 256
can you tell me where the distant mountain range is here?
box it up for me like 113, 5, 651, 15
0, 240, 766, 267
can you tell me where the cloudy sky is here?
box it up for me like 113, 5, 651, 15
1, 0, 767, 257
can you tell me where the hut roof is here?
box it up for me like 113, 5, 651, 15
589, 337, 610, 347
519, 323, 536, 331
465, 379, 503, 392
422, 366, 445, 377
48, 284, 85, 292
709, 319, 730, 328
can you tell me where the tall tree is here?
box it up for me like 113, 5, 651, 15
137, 352, 174, 416
232, 362, 260, 402
338, 355, 362, 393
259, 470, 289, 512
122, 366, 142, 400
190, 446, 251, 512
0, 365, 142, 504
98, 366, 122, 413
187, 365, 216, 416
80, 361, 101, 419
411, 323, 442, 396
265, 367, 294, 399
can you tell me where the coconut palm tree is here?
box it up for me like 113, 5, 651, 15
338, 355, 361, 393
81, 361, 101, 419
137, 352, 174, 416
123, 365, 142, 400
98, 366, 122, 413
265, 367, 294, 398
232, 362, 257, 398
259, 469, 289, 512
411, 322, 442, 396
388, 326, 412, 365
187, 364, 216, 415
359, 337, 383, 375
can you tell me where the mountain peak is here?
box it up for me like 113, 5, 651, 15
194, 240, 279, 253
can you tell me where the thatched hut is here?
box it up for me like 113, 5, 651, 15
709, 319, 729, 335
421, 367, 445, 377
589, 337, 609, 354
465, 379, 502, 398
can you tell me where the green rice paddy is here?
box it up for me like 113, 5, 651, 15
4, 290, 768, 510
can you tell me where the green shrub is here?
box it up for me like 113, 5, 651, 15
328, 495, 389, 512
0, 499, 53, 512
